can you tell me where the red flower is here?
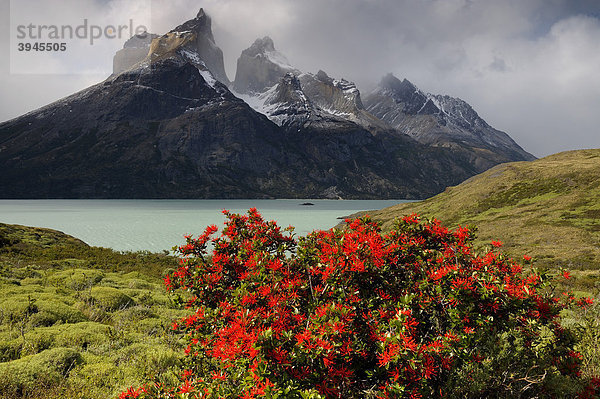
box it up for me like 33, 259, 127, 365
577, 297, 594, 307
178, 379, 194, 394
119, 387, 141, 398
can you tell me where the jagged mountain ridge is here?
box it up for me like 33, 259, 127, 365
0, 9, 483, 199
232, 41, 534, 171
236, 72, 367, 130
364, 74, 535, 164
232, 36, 385, 132
235, 70, 391, 134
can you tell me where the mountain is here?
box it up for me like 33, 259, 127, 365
356, 149, 600, 274
233, 36, 299, 94
113, 32, 159, 74
233, 39, 534, 173
240, 70, 391, 135
0, 10, 294, 198
0, 58, 290, 198
233, 39, 392, 134
115, 9, 229, 84
364, 73, 535, 169
162, 8, 230, 85
0, 9, 488, 199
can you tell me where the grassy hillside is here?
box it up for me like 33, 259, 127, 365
0, 223, 186, 399
361, 149, 600, 292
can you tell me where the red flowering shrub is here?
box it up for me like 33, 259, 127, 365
121, 209, 599, 398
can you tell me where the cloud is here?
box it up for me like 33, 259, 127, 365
449, 14, 600, 156
1, 0, 599, 157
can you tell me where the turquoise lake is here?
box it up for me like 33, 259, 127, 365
0, 200, 409, 252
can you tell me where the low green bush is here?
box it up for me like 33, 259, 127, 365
10, 267, 42, 280
121, 272, 156, 290
0, 277, 21, 286
112, 306, 157, 328
67, 361, 123, 398
0, 231, 10, 248
0, 347, 82, 397
90, 286, 134, 311
134, 318, 163, 336
0, 295, 38, 325
0, 339, 22, 362
53, 322, 110, 350
576, 302, 600, 378
117, 342, 182, 380
143, 291, 172, 306
128, 279, 154, 289
1, 321, 111, 360
19, 328, 56, 357
0, 294, 86, 329
97, 276, 120, 288
48, 269, 104, 291
28, 299, 87, 327
20, 278, 43, 286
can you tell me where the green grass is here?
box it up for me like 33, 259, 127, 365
0, 223, 184, 399
358, 149, 600, 285
0, 347, 83, 397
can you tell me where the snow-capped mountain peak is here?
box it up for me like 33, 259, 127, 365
364, 73, 535, 161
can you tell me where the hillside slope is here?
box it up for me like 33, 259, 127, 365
363, 149, 600, 274
0, 223, 184, 398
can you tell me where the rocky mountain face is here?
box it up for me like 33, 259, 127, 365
113, 32, 158, 74
233, 37, 298, 94
237, 68, 390, 134
0, 9, 532, 199
159, 8, 230, 85
0, 58, 282, 198
364, 74, 536, 168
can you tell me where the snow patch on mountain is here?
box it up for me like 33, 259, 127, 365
178, 48, 218, 89
232, 85, 278, 117
263, 49, 293, 70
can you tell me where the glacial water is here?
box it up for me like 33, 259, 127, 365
0, 199, 409, 252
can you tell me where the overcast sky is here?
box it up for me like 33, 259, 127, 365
1, 0, 599, 157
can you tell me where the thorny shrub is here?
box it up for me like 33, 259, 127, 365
121, 209, 599, 398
